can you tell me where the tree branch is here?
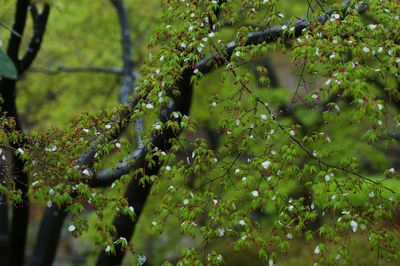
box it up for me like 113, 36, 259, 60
29, 65, 124, 75
6, 0, 29, 63
111, 0, 144, 145
96, 68, 194, 266
19, 4, 50, 73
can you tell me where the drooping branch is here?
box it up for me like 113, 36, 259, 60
96, 68, 194, 266
197, 1, 367, 75
91, 7, 332, 186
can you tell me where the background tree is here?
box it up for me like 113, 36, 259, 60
0, 0, 399, 265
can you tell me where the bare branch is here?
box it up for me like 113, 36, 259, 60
111, 0, 144, 144
19, 4, 50, 73
6, 0, 29, 63
29, 65, 124, 75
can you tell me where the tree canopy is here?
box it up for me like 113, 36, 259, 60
0, 0, 400, 265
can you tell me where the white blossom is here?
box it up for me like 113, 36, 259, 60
251, 190, 259, 197
325, 174, 331, 182
331, 13, 340, 19
314, 245, 320, 254
146, 103, 154, 109
49, 145, 57, 152
68, 225, 76, 232
82, 169, 90, 176
154, 123, 162, 130
17, 148, 24, 155
262, 160, 271, 169
362, 47, 370, 53
238, 220, 246, 226
350, 220, 358, 232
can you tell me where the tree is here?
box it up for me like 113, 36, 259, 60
0, 0, 399, 265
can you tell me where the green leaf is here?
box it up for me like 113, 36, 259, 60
0, 49, 17, 79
